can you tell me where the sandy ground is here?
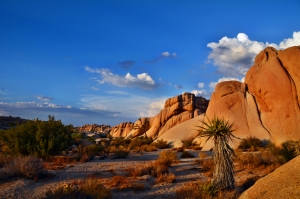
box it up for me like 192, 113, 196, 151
0, 150, 268, 199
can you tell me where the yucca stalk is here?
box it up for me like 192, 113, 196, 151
197, 116, 237, 190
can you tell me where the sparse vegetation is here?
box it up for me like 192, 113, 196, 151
154, 139, 169, 149
156, 172, 176, 184
175, 181, 239, 199
238, 136, 263, 151
43, 176, 111, 199
181, 138, 197, 149
156, 150, 179, 166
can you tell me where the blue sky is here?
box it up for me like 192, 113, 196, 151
1, 0, 300, 126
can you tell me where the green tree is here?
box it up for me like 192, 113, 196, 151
197, 116, 237, 190
0, 115, 73, 158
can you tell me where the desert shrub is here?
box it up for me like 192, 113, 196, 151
238, 136, 262, 151
6, 155, 42, 179
43, 176, 111, 199
156, 173, 176, 184
110, 137, 130, 148
235, 150, 280, 170
140, 144, 157, 152
175, 181, 239, 199
108, 175, 129, 189
0, 115, 73, 158
180, 150, 195, 158
157, 150, 179, 166
265, 140, 300, 164
111, 147, 130, 159
154, 139, 169, 149
87, 144, 104, 156
181, 138, 197, 149
279, 140, 300, 163
0, 154, 13, 168
128, 161, 168, 177
129, 136, 153, 149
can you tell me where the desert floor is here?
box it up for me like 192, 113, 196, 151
0, 149, 269, 199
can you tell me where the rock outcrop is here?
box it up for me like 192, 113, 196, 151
75, 124, 111, 133
204, 46, 300, 147
110, 122, 134, 137
111, 92, 209, 139
239, 155, 300, 199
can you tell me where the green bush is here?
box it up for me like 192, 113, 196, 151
0, 115, 73, 158
238, 136, 262, 151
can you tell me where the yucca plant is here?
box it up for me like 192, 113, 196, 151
197, 116, 238, 190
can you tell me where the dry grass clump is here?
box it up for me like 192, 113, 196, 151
127, 161, 169, 177
108, 175, 130, 189
175, 181, 239, 199
235, 150, 280, 170
156, 173, 176, 184
156, 150, 179, 166
43, 176, 111, 199
5, 155, 42, 179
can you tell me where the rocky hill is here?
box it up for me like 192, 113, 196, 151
0, 116, 29, 130
110, 92, 209, 139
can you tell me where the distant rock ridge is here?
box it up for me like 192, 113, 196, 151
75, 124, 111, 133
0, 116, 28, 130
110, 92, 209, 139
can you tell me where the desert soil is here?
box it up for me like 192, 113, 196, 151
0, 150, 269, 199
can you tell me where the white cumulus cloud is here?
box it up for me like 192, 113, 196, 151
206, 32, 300, 78
191, 89, 208, 98
84, 66, 159, 90
279, 31, 300, 49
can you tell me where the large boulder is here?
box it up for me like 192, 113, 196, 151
239, 155, 300, 199
205, 46, 300, 147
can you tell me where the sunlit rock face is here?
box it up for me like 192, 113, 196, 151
205, 46, 300, 148
111, 92, 209, 139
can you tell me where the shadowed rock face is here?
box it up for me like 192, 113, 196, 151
205, 46, 300, 147
110, 92, 209, 139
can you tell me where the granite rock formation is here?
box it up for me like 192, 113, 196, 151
110, 92, 209, 139
204, 46, 300, 148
